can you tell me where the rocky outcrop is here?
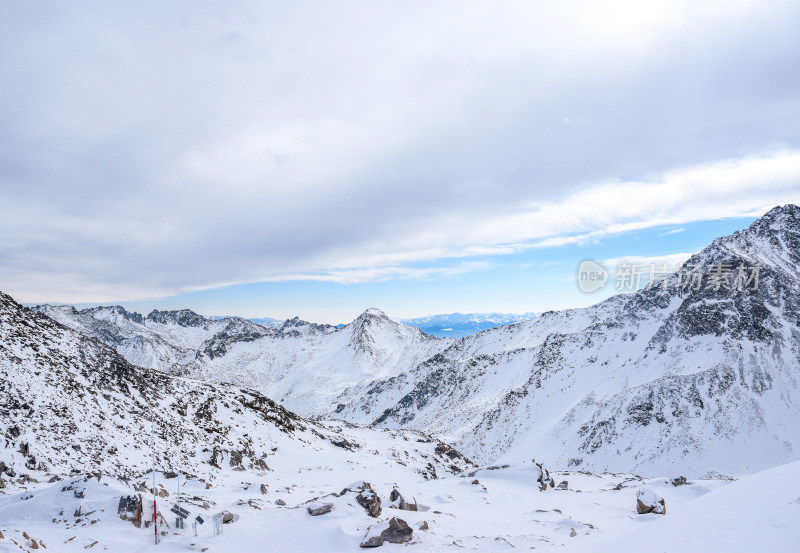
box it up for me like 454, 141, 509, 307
360, 517, 413, 547
117, 494, 143, 527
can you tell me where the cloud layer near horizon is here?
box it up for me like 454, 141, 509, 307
2, 1, 799, 304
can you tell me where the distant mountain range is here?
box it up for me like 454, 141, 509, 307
27, 204, 800, 476
400, 312, 538, 338
206, 312, 539, 339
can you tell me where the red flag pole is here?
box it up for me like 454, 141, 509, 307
150, 409, 159, 545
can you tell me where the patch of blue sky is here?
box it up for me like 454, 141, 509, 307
67, 216, 756, 324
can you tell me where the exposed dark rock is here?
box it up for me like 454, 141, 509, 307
360, 517, 413, 547
356, 489, 382, 518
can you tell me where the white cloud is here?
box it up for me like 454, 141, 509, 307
1, 1, 799, 306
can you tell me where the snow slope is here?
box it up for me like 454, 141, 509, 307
599, 460, 800, 553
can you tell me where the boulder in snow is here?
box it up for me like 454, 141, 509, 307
672, 476, 688, 487
636, 488, 666, 515
360, 517, 413, 547
389, 488, 418, 511
356, 489, 382, 518
307, 502, 333, 516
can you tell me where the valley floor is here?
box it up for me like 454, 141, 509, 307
2, 459, 797, 553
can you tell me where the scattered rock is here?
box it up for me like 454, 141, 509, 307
357, 489, 382, 518
339, 481, 372, 496
221, 511, 234, 523
556, 480, 568, 490
164, 471, 178, 479
118, 494, 144, 528
307, 502, 333, 516
260, 484, 268, 495
532, 459, 555, 491
418, 521, 429, 531
360, 517, 413, 547
570, 528, 577, 537
471, 479, 480, 485
275, 499, 286, 506
636, 489, 666, 515
672, 476, 688, 487
389, 488, 417, 511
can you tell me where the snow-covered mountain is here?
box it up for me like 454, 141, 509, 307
30, 205, 800, 476
401, 312, 538, 338
333, 204, 800, 475
31, 303, 449, 417
0, 290, 473, 484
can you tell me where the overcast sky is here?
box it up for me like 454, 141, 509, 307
2, 1, 799, 322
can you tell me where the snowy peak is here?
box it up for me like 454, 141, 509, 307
345, 307, 429, 352
145, 308, 208, 327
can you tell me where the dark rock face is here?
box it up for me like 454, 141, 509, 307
146, 309, 208, 328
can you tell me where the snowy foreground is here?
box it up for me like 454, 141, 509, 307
1, 459, 797, 553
